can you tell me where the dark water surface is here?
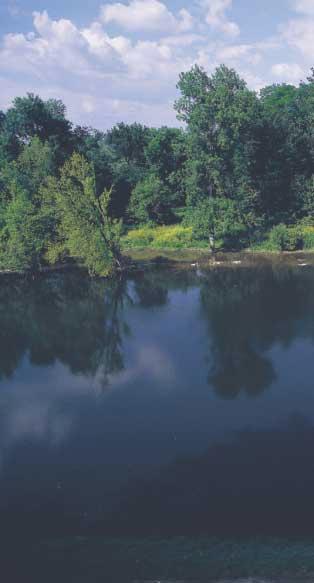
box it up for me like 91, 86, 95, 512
2, 262, 314, 579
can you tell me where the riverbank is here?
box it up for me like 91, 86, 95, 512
123, 246, 314, 269
1, 248, 314, 278
121, 223, 314, 257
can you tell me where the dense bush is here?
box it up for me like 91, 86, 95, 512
186, 198, 247, 251
128, 175, 175, 225
268, 224, 303, 251
301, 226, 314, 249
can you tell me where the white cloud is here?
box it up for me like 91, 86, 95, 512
82, 96, 97, 113
107, 344, 176, 390
200, 0, 240, 37
294, 0, 314, 14
278, 0, 314, 60
271, 62, 304, 83
1, 3, 309, 129
216, 43, 262, 65
281, 18, 314, 58
100, 0, 193, 33
0, 8, 204, 127
161, 33, 206, 47
0, 11, 104, 80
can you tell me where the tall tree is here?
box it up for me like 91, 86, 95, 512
1, 94, 73, 166
175, 65, 262, 213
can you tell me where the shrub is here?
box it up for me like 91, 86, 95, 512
301, 226, 314, 249
185, 198, 247, 251
268, 224, 302, 251
122, 227, 155, 248
128, 175, 175, 225
153, 225, 193, 248
122, 225, 193, 249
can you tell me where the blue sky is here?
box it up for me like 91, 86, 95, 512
0, 0, 313, 129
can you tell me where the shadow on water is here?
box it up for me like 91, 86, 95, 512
97, 413, 314, 538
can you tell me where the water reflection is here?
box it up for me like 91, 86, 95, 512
0, 269, 199, 383
0, 275, 130, 383
1, 264, 314, 542
200, 265, 314, 398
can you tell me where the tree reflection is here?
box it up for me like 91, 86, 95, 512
130, 267, 199, 308
0, 269, 197, 384
200, 265, 314, 398
0, 273, 131, 385
132, 271, 169, 308
1, 263, 314, 397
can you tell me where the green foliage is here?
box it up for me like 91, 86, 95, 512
260, 84, 297, 118
122, 225, 194, 249
52, 153, 122, 276
144, 127, 186, 213
186, 197, 246, 250
1, 93, 73, 166
105, 122, 153, 219
107, 122, 151, 164
128, 174, 175, 225
258, 80, 314, 222
0, 190, 45, 271
302, 226, 314, 249
175, 64, 262, 212
2, 66, 314, 275
298, 175, 314, 217
268, 224, 303, 251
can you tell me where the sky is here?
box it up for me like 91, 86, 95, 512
0, 0, 313, 129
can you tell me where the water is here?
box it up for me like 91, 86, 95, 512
2, 262, 314, 579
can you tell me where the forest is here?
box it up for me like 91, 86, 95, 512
1, 64, 314, 276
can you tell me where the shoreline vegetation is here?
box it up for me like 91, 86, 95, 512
2, 65, 314, 276
1, 247, 314, 278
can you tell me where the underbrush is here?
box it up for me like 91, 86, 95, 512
122, 225, 206, 249
252, 224, 314, 252
123, 223, 314, 253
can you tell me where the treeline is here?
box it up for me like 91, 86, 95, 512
1, 64, 314, 274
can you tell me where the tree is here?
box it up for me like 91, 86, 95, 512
105, 123, 153, 220
2, 93, 73, 166
144, 127, 186, 214
175, 65, 262, 220
0, 188, 45, 271
259, 84, 299, 222
73, 126, 114, 198
0, 111, 5, 128
51, 153, 122, 276
259, 79, 314, 223
13, 137, 54, 202
107, 122, 151, 165
0, 138, 55, 271
128, 174, 175, 225
188, 197, 246, 252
